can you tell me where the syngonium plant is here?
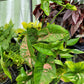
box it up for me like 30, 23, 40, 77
15, 21, 84, 84
15, 1, 84, 84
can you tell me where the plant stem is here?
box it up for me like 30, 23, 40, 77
50, 7, 65, 24
42, 13, 45, 28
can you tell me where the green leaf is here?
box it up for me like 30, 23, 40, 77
37, 28, 48, 36
27, 29, 36, 61
60, 53, 73, 58
52, 41, 64, 50
0, 22, 14, 50
62, 61, 84, 83
66, 3, 77, 11
34, 61, 56, 84
50, 0, 63, 5
65, 61, 84, 72
41, 0, 50, 16
66, 38, 79, 46
38, 34, 66, 42
2, 39, 9, 50
26, 79, 32, 84
75, 62, 84, 72
47, 24, 69, 34
37, 52, 47, 63
54, 60, 63, 66
16, 67, 28, 82
69, 49, 84, 54
2, 23, 13, 38
76, 73, 84, 84
33, 43, 54, 56
0, 47, 12, 81
38, 24, 70, 42
27, 28, 38, 44
0, 45, 2, 55
34, 61, 43, 84
62, 72, 84, 84
62, 72, 77, 83
65, 61, 75, 72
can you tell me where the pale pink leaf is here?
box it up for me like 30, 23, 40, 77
72, 11, 79, 24
63, 10, 72, 22
70, 17, 83, 36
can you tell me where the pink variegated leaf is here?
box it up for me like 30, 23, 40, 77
63, 10, 72, 22
72, 11, 79, 24
70, 17, 83, 36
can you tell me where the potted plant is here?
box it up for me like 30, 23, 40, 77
0, 0, 84, 84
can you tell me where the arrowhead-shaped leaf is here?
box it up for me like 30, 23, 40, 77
66, 38, 79, 46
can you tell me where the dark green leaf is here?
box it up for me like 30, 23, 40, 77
27, 28, 38, 44
37, 52, 47, 63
